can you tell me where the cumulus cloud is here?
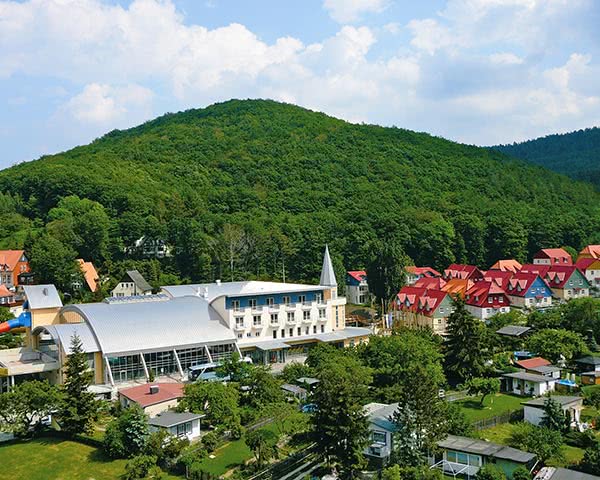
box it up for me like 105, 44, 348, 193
322, 0, 389, 23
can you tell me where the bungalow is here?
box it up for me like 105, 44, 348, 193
533, 248, 573, 266
345, 271, 370, 305
111, 270, 152, 297
505, 272, 553, 309
535, 467, 600, 480
543, 266, 590, 301
574, 356, 600, 373
575, 258, 600, 289
405, 266, 441, 285
577, 244, 600, 261
364, 402, 398, 466
119, 383, 185, 416
581, 371, 600, 386
430, 435, 537, 479
281, 383, 308, 401
502, 371, 557, 396
0, 250, 30, 289
148, 411, 202, 442
443, 264, 485, 282
396, 286, 454, 335
522, 396, 583, 428
464, 281, 511, 320
489, 259, 523, 274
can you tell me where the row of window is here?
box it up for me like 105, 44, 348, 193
235, 309, 327, 328
230, 293, 323, 311
446, 450, 482, 467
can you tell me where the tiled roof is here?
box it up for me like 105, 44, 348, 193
489, 259, 523, 273
578, 245, 600, 260
464, 281, 508, 307
0, 285, 13, 297
520, 264, 551, 277
516, 357, 551, 369
575, 258, 600, 271
119, 383, 185, 408
544, 265, 584, 288
347, 270, 367, 282
483, 270, 513, 289
506, 272, 544, 297
414, 277, 447, 290
0, 250, 26, 272
397, 286, 448, 318
77, 259, 99, 292
405, 266, 441, 277
534, 248, 573, 265
444, 264, 483, 280
442, 278, 473, 297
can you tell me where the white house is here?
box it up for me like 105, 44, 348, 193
522, 396, 583, 428
502, 371, 557, 397
148, 411, 203, 442
345, 271, 370, 305
111, 270, 152, 297
364, 402, 398, 466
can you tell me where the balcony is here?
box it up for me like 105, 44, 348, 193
285, 303, 297, 311
270, 316, 280, 327
234, 322, 245, 331
301, 301, 314, 309
301, 315, 313, 324
286, 315, 297, 324
233, 306, 244, 313
251, 305, 263, 313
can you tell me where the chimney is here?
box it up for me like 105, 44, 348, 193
42, 287, 48, 296
215, 279, 221, 286
149, 385, 160, 395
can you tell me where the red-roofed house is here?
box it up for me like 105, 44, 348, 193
483, 270, 514, 290
516, 357, 551, 370
119, 382, 185, 416
489, 259, 523, 274
0, 285, 16, 306
441, 278, 473, 298
533, 248, 573, 266
396, 286, 454, 335
346, 270, 371, 305
464, 281, 511, 320
443, 264, 484, 282
0, 250, 30, 289
577, 245, 600, 261
505, 273, 553, 308
405, 266, 441, 285
542, 265, 590, 300
520, 264, 551, 277
76, 259, 99, 292
414, 277, 447, 290
575, 258, 600, 288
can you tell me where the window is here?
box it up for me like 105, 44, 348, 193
273, 330, 277, 339
255, 332, 260, 337
499, 297, 503, 303
303, 311, 310, 321
488, 297, 492, 304
335, 306, 339, 328
287, 312, 295, 323
372, 431, 386, 445
249, 298, 257, 308
319, 309, 326, 319
253, 315, 262, 326
235, 317, 244, 328
237, 333, 242, 339
299, 295, 306, 303
246, 332, 252, 337
297, 327, 301, 336
282, 296, 291, 305
315, 293, 322, 303
305, 327, 309, 335
289, 328, 293, 337
232, 300, 241, 311
281, 329, 285, 338
271, 313, 278, 323
320, 325, 325, 333
313, 326, 317, 334
176, 422, 192, 437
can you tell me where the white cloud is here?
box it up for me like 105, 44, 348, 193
322, 0, 389, 23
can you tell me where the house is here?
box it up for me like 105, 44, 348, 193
496, 325, 532, 339
522, 396, 583, 428
414, 277, 447, 290
430, 435, 537, 479
0, 285, 16, 306
442, 278, 474, 298
574, 356, 600, 373
464, 281, 511, 320
577, 245, 600, 262
148, 411, 202, 441
443, 264, 485, 282
543, 266, 590, 301
502, 371, 557, 396
281, 383, 308, 401
505, 273, 553, 309
296, 376, 319, 392
535, 467, 600, 480
575, 258, 600, 289
525, 365, 561, 379
119, 383, 185, 416
0, 250, 30, 288
73, 259, 99, 293
111, 270, 152, 297
483, 270, 514, 290
396, 286, 454, 335
364, 402, 398, 466
127, 236, 171, 259
520, 264, 551, 277
516, 357, 551, 370
533, 248, 573, 266
345, 271, 370, 305
489, 259, 523, 274
405, 266, 441, 285
581, 371, 600, 386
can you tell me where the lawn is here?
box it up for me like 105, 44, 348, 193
455, 393, 525, 422
0, 437, 182, 480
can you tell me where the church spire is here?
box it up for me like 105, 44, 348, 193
319, 245, 337, 287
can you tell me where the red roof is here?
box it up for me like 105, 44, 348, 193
464, 281, 510, 307
575, 257, 600, 272
516, 357, 551, 369
77, 259, 99, 292
0, 285, 14, 298
542, 265, 584, 288
443, 264, 484, 281
483, 270, 513, 290
0, 250, 26, 272
414, 277, 447, 290
520, 264, 551, 277
397, 286, 449, 318
505, 272, 542, 297
119, 383, 184, 408
489, 259, 523, 273
578, 245, 600, 260
533, 248, 572, 265
347, 270, 367, 282
405, 266, 441, 277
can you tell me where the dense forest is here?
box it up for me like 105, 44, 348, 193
0, 99, 599, 294
494, 127, 600, 189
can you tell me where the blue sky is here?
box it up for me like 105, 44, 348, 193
1, 0, 599, 168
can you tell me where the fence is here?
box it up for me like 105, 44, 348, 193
471, 409, 524, 431
245, 443, 318, 480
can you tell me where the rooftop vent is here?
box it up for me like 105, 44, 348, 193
216, 279, 221, 286
149, 385, 160, 395
42, 287, 48, 296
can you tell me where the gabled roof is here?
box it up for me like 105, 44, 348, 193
438, 435, 536, 464
149, 411, 203, 428
496, 325, 531, 337
516, 357, 551, 369
397, 286, 449, 317
0, 250, 26, 271
0, 285, 14, 298
520, 264, 551, 276
414, 277, 447, 290
464, 281, 508, 307
405, 266, 441, 277
441, 278, 473, 297
578, 245, 600, 260
483, 270, 513, 290
347, 270, 367, 282
320, 245, 337, 287
533, 248, 573, 265
489, 259, 523, 274
506, 272, 547, 298
120, 383, 185, 408
544, 265, 587, 288
77, 259, 99, 292
444, 264, 483, 280
124, 270, 152, 292
364, 402, 398, 432
23, 285, 62, 310
575, 257, 600, 272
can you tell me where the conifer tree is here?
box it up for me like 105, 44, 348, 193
59, 334, 98, 435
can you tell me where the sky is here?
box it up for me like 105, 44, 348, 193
1, 0, 599, 168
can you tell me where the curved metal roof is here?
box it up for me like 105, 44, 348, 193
61, 296, 235, 356
37, 323, 101, 354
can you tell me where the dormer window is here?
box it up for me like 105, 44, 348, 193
499, 297, 503, 303
488, 297, 492, 304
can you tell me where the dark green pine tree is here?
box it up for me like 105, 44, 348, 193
444, 297, 490, 382
59, 334, 99, 435
541, 397, 569, 433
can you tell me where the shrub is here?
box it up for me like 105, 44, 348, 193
201, 431, 219, 452
512, 467, 531, 480
123, 454, 159, 480
476, 464, 506, 479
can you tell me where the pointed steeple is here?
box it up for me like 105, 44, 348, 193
320, 245, 337, 287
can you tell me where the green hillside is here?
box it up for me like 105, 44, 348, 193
493, 127, 600, 189
0, 99, 599, 290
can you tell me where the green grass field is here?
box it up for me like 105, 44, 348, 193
0, 437, 182, 480
455, 393, 525, 422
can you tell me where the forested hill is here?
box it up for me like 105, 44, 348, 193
0, 99, 599, 289
493, 127, 600, 189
